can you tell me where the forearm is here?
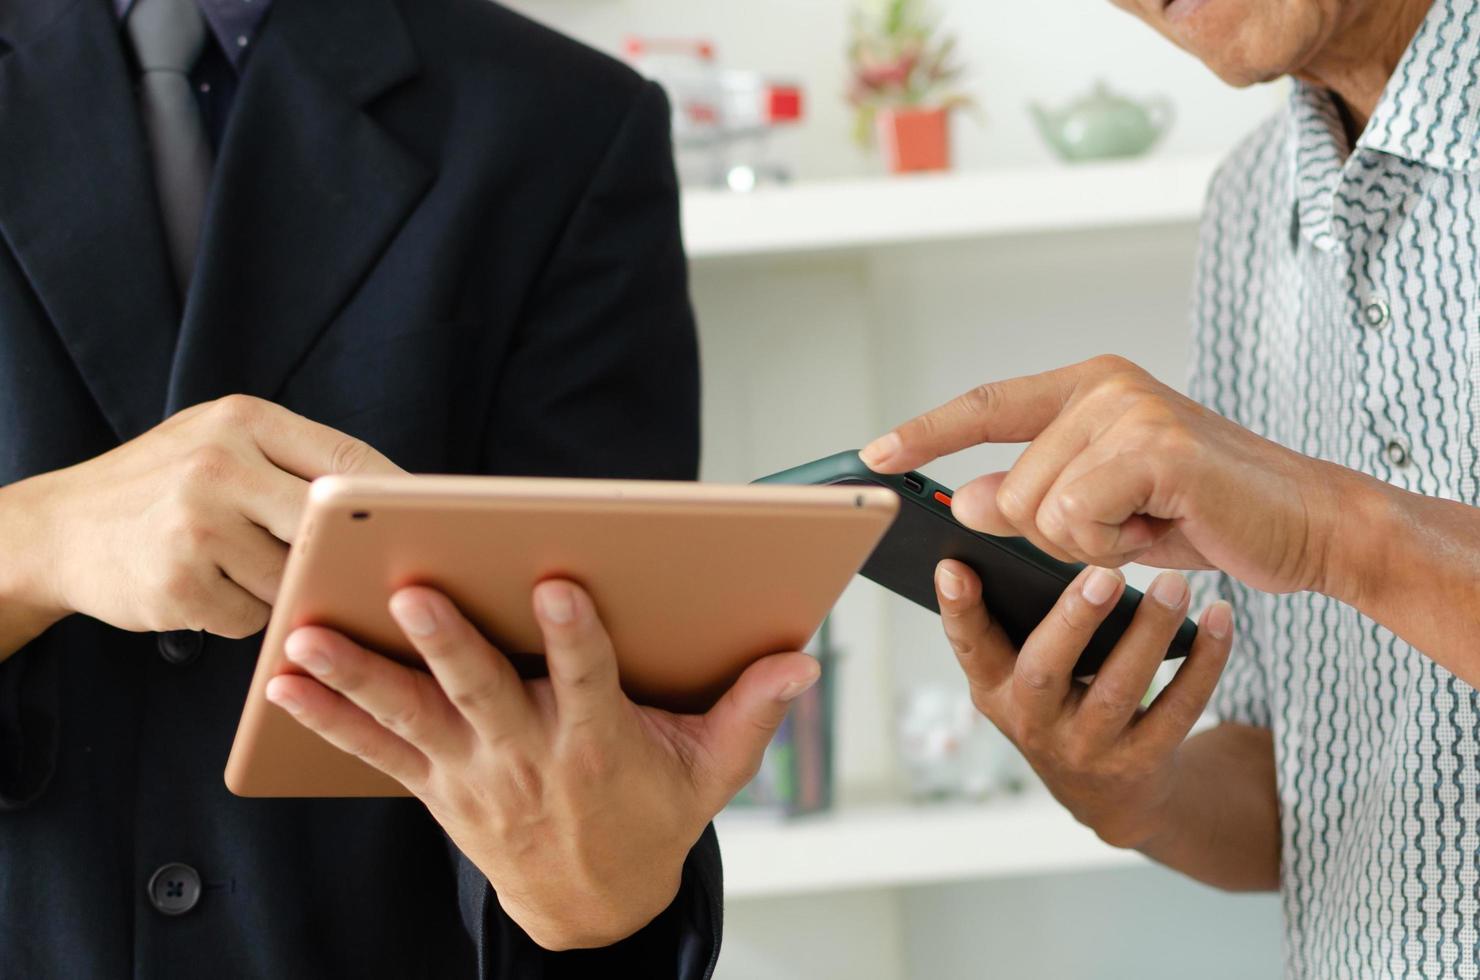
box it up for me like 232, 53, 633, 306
1137, 723, 1280, 892
0, 479, 66, 663
1320, 463, 1480, 686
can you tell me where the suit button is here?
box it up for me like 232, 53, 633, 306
157, 630, 204, 666
147, 863, 202, 916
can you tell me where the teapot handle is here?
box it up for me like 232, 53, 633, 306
1146, 96, 1176, 139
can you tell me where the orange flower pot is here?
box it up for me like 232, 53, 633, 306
876, 106, 952, 174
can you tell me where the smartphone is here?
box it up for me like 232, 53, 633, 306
756, 451, 1197, 677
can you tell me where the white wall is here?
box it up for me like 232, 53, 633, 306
723, 889, 908, 980
502, 0, 1285, 180
718, 866, 1283, 980
900, 866, 1283, 980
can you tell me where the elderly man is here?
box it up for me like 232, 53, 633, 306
864, 0, 1480, 976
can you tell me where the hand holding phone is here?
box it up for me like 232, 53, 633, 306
757, 451, 1198, 676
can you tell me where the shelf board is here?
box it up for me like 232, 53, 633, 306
715, 792, 1143, 900
681, 154, 1220, 260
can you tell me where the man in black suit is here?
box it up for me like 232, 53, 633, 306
0, 0, 820, 975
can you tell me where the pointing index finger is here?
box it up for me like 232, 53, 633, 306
860, 364, 1086, 474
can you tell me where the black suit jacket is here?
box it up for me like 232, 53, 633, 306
0, 0, 718, 976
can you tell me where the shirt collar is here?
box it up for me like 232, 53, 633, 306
1288, 82, 1349, 253
1358, 0, 1480, 173
113, 0, 272, 71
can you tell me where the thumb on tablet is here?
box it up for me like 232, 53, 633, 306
696, 652, 821, 803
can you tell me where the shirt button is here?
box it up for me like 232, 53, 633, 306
147, 863, 202, 916
1362, 296, 1390, 330
1385, 438, 1413, 469
157, 630, 204, 666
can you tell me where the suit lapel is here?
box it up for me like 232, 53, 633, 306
0, 0, 182, 442
166, 0, 430, 414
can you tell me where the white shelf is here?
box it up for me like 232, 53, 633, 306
681, 154, 1221, 260
715, 792, 1144, 900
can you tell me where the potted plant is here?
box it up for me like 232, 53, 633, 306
847, 0, 972, 174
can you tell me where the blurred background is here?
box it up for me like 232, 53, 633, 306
503, 1, 1285, 977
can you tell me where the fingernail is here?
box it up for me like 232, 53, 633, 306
1081, 567, 1121, 606
284, 635, 332, 676
937, 564, 964, 601
267, 687, 303, 716
1150, 573, 1189, 609
390, 593, 439, 637
859, 433, 901, 469
779, 665, 822, 702
537, 583, 577, 626
1205, 601, 1233, 640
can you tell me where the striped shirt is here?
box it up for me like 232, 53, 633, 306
1188, 0, 1480, 976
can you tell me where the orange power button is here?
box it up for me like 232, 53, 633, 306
934, 491, 953, 507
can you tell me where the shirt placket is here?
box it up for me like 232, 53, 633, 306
1329, 160, 1428, 494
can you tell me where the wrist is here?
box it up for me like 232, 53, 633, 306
497, 855, 685, 952
0, 477, 70, 627
1079, 774, 1181, 853
1123, 759, 1194, 859
512, 887, 677, 952
1309, 461, 1393, 609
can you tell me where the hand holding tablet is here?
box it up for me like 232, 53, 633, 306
224, 474, 898, 947
262, 574, 831, 949
227, 475, 896, 797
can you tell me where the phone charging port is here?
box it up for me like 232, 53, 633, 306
902, 474, 926, 495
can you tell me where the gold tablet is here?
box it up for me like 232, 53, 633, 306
225, 475, 898, 798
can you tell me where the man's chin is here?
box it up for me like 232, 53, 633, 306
1153, 0, 1313, 87
1198, 57, 1294, 89
1171, 29, 1307, 89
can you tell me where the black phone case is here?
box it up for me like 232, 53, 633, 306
757, 451, 1197, 677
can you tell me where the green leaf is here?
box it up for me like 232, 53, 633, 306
846, 0, 971, 112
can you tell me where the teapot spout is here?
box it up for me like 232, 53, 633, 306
1029, 103, 1069, 158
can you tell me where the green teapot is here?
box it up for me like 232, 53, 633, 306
1030, 81, 1174, 162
